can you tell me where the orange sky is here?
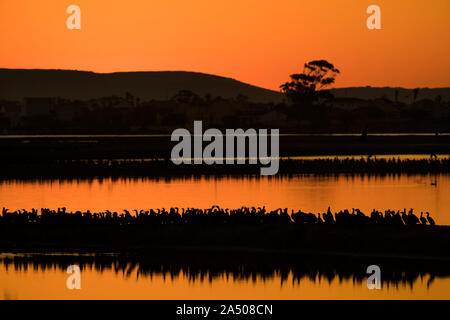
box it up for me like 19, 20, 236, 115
0, 0, 449, 90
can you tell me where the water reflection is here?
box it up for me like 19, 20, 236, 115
1, 253, 449, 295
1, 173, 449, 224
1, 133, 450, 139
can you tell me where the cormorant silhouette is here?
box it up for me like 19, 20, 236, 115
426, 212, 435, 226
419, 212, 427, 225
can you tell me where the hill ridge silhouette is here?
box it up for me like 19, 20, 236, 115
0, 68, 284, 103
0, 68, 449, 103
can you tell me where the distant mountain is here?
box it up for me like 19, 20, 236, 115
0, 69, 285, 103
1, 69, 448, 104
331, 87, 450, 103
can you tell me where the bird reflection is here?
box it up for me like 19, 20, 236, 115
1, 253, 448, 290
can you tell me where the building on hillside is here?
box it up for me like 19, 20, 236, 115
54, 103, 80, 121
95, 95, 136, 109
0, 101, 22, 126
24, 97, 56, 116
256, 109, 288, 127
237, 104, 273, 127
327, 98, 369, 111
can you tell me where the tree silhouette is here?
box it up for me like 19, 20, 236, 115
413, 88, 420, 103
172, 90, 202, 104
280, 60, 340, 106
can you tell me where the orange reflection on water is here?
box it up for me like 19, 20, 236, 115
1, 262, 449, 300
0, 174, 449, 224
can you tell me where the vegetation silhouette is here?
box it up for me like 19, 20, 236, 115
280, 60, 340, 106
1, 81, 450, 135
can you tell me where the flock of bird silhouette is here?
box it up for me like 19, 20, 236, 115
47, 156, 450, 176
0, 206, 436, 226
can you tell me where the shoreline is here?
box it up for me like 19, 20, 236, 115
2, 134, 450, 161
1, 224, 449, 260
1, 157, 449, 179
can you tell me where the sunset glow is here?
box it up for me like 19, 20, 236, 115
1, 0, 449, 90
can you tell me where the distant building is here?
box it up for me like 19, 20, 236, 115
0, 101, 22, 126
238, 104, 273, 127
256, 109, 288, 127
327, 98, 369, 110
95, 95, 135, 108
54, 103, 79, 121
114, 100, 135, 108
24, 97, 56, 116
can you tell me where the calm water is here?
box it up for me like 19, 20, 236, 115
1, 133, 449, 139
1, 173, 450, 299
0, 173, 449, 224
1, 253, 449, 300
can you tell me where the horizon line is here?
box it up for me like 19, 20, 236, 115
1, 67, 449, 91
